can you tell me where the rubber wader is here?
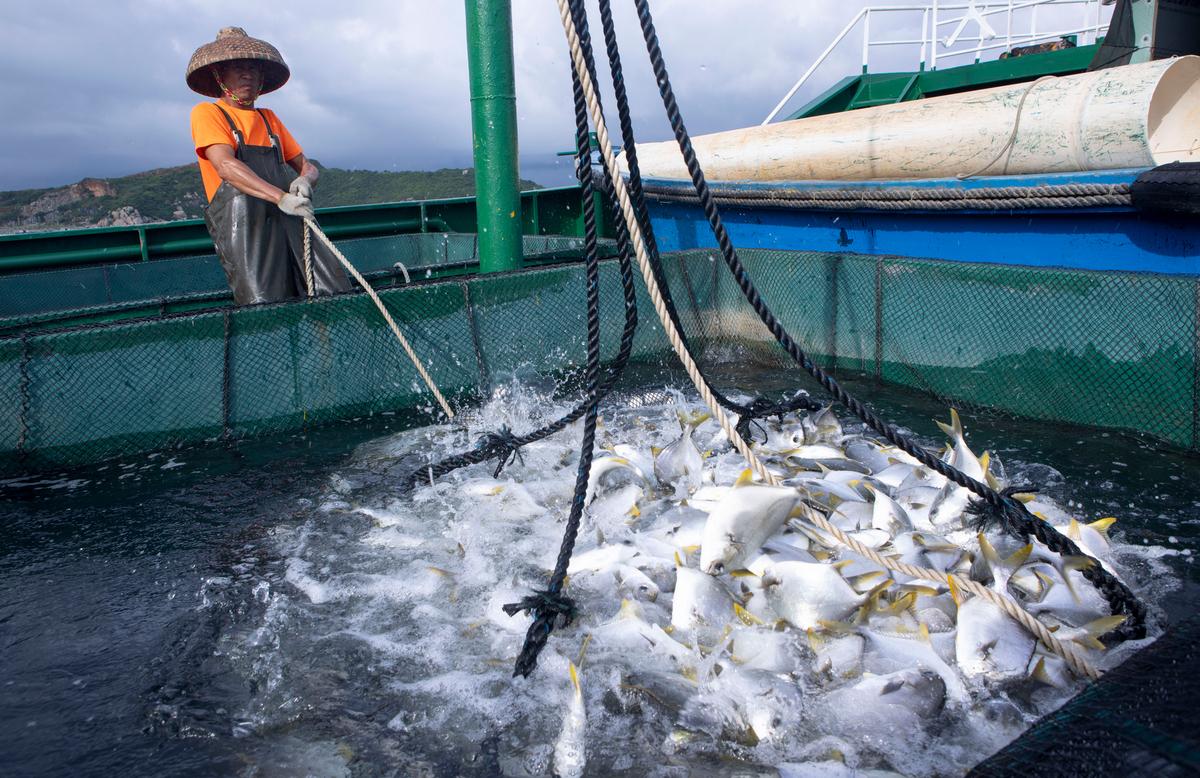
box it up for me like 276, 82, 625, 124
203, 105, 351, 304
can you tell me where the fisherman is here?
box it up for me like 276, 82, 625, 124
186, 27, 350, 305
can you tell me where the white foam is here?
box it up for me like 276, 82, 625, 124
239, 383, 1177, 775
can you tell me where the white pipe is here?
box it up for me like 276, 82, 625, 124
862, 9, 871, 72
1006, 0, 1014, 51
932, 0, 939, 69
874, 38, 934, 46
920, 8, 929, 69
630, 57, 1200, 182
762, 8, 866, 125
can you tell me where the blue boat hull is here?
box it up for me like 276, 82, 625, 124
643, 169, 1200, 276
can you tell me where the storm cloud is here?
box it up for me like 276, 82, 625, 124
1, 1, 1097, 191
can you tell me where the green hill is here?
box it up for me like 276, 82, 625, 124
0, 163, 544, 233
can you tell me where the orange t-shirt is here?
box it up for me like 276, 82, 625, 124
190, 102, 303, 201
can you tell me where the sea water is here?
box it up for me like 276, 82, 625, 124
1, 368, 1196, 777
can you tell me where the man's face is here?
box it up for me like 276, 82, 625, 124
217, 59, 264, 102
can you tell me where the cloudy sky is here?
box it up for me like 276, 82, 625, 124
1, 0, 1106, 192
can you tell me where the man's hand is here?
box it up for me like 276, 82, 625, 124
289, 176, 314, 200
277, 193, 315, 221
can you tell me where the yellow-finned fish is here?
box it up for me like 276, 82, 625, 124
653, 411, 707, 497
762, 560, 869, 630
553, 661, 587, 778
699, 470, 798, 575
955, 595, 1036, 681
928, 409, 988, 529
671, 553, 736, 636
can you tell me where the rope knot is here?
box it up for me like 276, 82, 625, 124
474, 425, 526, 477
965, 485, 1039, 536
503, 588, 579, 678
502, 588, 578, 627
734, 392, 818, 443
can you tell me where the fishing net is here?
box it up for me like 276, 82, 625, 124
0, 232, 633, 469
656, 248, 1198, 452
969, 616, 1200, 777
1, 228, 1196, 776
0, 236, 1195, 471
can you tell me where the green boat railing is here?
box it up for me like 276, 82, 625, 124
0, 185, 607, 274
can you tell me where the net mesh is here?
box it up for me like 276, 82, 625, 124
0, 241, 1194, 472
661, 249, 1199, 452
968, 617, 1200, 777
0, 233, 1195, 773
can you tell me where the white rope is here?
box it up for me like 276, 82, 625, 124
302, 217, 455, 420
957, 76, 1056, 180
555, 0, 1098, 680
302, 221, 316, 297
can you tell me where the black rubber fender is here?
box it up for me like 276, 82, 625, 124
1130, 161, 1200, 215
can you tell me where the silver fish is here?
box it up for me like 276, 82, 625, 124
891, 531, 966, 573
553, 661, 587, 778
1027, 615, 1127, 686
584, 455, 648, 506
727, 623, 801, 674
1006, 557, 1106, 627
672, 558, 736, 635
700, 470, 799, 574
757, 418, 808, 454
763, 560, 868, 630
1064, 516, 1119, 571
859, 622, 969, 703
783, 450, 871, 474
823, 669, 947, 732
809, 631, 865, 679
971, 533, 1033, 593
845, 439, 896, 473
927, 410, 988, 530
679, 662, 803, 745
592, 600, 692, 668
867, 485, 914, 535
803, 406, 843, 445
783, 474, 868, 512
613, 563, 661, 603
955, 596, 1036, 681
654, 413, 706, 497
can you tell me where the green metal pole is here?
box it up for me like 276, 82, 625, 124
1128, 0, 1156, 65
465, 0, 523, 273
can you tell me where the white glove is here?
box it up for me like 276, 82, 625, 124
277, 192, 315, 221
289, 176, 314, 200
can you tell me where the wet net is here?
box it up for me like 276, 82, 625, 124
969, 616, 1200, 777
0, 233, 638, 471
0, 226, 1196, 774
658, 248, 1199, 453
0, 237, 1196, 471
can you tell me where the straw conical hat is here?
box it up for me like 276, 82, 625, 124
186, 27, 290, 97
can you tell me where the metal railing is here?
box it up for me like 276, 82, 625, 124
763, 0, 1112, 124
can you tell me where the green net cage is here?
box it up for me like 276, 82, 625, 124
0, 236, 1195, 472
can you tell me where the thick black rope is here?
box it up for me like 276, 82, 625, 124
595, 0, 820, 438
406, 62, 641, 489
501, 1, 611, 677
629, 0, 1145, 641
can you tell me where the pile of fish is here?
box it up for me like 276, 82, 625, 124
533, 403, 1132, 776
316, 392, 1150, 776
